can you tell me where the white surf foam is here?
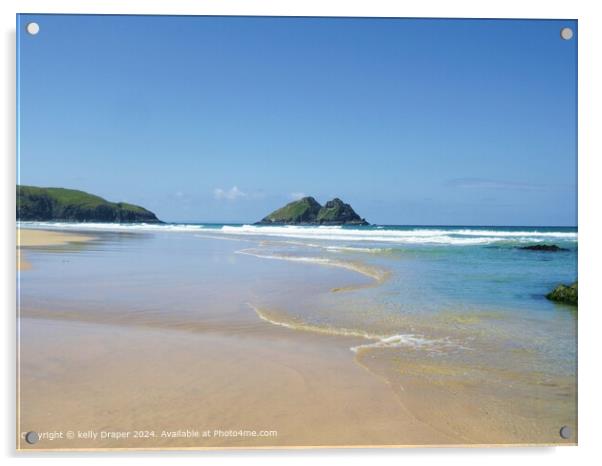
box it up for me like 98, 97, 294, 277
248, 303, 466, 353
235, 248, 389, 282
19, 222, 577, 246
281, 241, 392, 253
349, 334, 466, 353
324, 245, 395, 253
219, 225, 577, 246
17, 221, 207, 233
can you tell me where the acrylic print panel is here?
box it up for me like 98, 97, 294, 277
16, 14, 577, 450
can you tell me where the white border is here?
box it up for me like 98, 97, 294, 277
2, 1, 601, 465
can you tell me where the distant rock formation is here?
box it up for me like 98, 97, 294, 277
17, 185, 162, 223
546, 281, 577, 306
256, 196, 369, 225
519, 244, 568, 252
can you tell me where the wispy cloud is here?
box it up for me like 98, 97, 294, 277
447, 178, 549, 191
289, 192, 307, 200
213, 186, 248, 201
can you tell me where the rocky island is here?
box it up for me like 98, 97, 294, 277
17, 185, 162, 223
256, 196, 369, 225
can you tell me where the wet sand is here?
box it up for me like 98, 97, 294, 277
17, 228, 458, 449
18, 228, 96, 247
17, 229, 96, 270
16, 227, 576, 449
18, 307, 575, 450
18, 317, 459, 449
17, 249, 31, 271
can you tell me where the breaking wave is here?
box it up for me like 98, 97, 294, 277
220, 225, 577, 246
18, 221, 206, 233
19, 222, 577, 247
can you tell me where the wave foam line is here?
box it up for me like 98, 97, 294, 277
349, 335, 462, 353
236, 248, 389, 283
248, 303, 465, 353
280, 241, 393, 254
324, 245, 395, 253
19, 222, 577, 245
220, 225, 577, 245
18, 221, 207, 233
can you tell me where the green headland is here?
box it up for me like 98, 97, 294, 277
17, 185, 162, 223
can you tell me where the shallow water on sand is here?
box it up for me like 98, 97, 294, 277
18, 224, 577, 446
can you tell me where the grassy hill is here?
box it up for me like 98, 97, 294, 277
17, 186, 162, 223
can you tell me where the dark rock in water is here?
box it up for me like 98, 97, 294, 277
519, 244, 568, 252
546, 281, 577, 306
256, 196, 369, 225
17, 185, 162, 223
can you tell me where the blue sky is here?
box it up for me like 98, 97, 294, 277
18, 15, 577, 225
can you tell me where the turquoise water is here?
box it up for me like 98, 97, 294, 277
18, 222, 577, 375
202, 223, 577, 320
18, 222, 577, 317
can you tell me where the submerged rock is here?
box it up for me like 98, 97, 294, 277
519, 244, 568, 252
546, 281, 578, 306
256, 196, 369, 225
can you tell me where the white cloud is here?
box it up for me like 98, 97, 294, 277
213, 186, 248, 201
289, 192, 307, 200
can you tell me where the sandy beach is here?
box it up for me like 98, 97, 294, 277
18, 229, 96, 247
17, 229, 96, 271
16, 226, 577, 449
18, 228, 454, 448
19, 317, 462, 449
